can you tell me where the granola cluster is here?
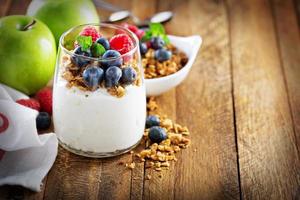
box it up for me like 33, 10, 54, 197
61, 54, 142, 98
125, 97, 191, 172
142, 44, 188, 79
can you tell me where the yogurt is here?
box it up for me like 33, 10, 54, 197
53, 68, 146, 156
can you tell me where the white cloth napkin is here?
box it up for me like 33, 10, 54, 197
0, 83, 58, 192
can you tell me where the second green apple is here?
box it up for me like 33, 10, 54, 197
27, 0, 100, 44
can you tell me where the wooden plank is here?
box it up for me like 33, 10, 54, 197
227, 0, 300, 199
44, 147, 102, 200
143, 92, 177, 200
170, 0, 240, 199
271, 0, 300, 153
129, 1, 158, 200
294, 0, 300, 27
0, 0, 11, 17
141, 0, 181, 199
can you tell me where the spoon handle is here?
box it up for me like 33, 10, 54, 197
93, 0, 123, 12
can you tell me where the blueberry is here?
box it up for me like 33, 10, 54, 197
71, 46, 91, 67
150, 37, 165, 50
105, 66, 122, 87
148, 126, 167, 143
121, 66, 137, 85
96, 37, 110, 50
139, 42, 148, 55
82, 66, 104, 89
146, 115, 160, 128
36, 112, 51, 130
154, 49, 172, 62
101, 50, 123, 67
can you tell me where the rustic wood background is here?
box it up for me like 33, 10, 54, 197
1, 0, 300, 199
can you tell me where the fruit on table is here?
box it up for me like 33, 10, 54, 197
148, 126, 167, 143
146, 115, 160, 128
27, 0, 100, 44
0, 15, 56, 95
36, 87, 53, 115
155, 49, 172, 62
36, 112, 51, 130
16, 99, 41, 111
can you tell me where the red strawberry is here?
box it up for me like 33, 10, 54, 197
110, 34, 134, 55
36, 88, 53, 115
79, 26, 100, 42
16, 99, 40, 111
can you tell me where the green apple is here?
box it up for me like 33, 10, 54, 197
0, 15, 56, 95
27, 0, 100, 44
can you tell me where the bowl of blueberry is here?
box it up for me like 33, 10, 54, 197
122, 23, 202, 96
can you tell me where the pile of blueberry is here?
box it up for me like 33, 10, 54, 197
146, 115, 167, 143
140, 36, 172, 62
70, 27, 137, 89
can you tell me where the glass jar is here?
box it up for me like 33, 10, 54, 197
53, 23, 146, 158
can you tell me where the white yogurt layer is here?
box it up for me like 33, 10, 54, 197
53, 69, 146, 153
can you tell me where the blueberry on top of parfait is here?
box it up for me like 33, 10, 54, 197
71, 46, 92, 67
101, 50, 123, 68
96, 37, 110, 50
105, 66, 122, 87
121, 66, 137, 85
82, 66, 104, 90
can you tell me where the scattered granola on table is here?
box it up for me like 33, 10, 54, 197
125, 97, 191, 172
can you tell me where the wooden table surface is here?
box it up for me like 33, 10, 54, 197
1, 0, 300, 199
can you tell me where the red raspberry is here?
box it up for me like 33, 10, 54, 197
79, 26, 100, 42
118, 23, 145, 39
110, 34, 134, 55
146, 41, 151, 48
16, 99, 40, 111
36, 88, 53, 115
135, 29, 145, 40
124, 23, 139, 33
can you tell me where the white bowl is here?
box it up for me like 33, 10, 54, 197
145, 35, 202, 96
